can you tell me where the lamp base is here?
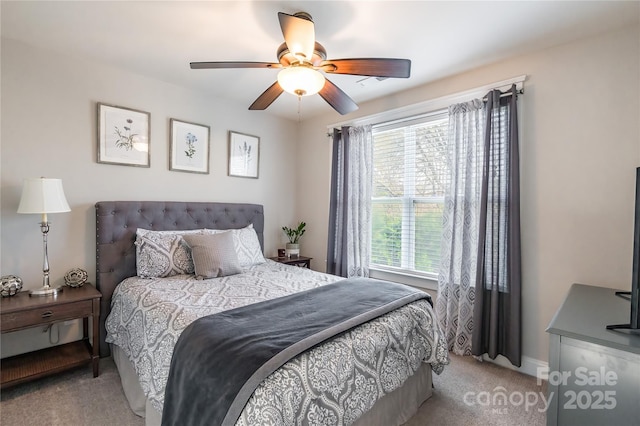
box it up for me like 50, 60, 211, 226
29, 284, 63, 297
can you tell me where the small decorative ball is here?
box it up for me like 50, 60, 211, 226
64, 268, 88, 288
1, 275, 23, 297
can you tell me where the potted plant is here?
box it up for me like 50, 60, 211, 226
282, 221, 306, 258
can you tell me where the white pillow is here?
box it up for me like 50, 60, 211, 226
205, 224, 265, 268
135, 228, 203, 278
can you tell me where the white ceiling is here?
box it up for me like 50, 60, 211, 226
2, 1, 638, 121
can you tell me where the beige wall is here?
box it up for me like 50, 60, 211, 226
0, 39, 299, 356
298, 24, 640, 364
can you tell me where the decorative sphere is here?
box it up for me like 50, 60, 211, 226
1, 275, 23, 297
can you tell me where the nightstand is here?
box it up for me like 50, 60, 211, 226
269, 255, 312, 269
0, 284, 101, 388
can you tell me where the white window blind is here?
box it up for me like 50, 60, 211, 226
371, 111, 450, 277
484, 98, 511, 292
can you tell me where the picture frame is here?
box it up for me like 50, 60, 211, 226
97, 103, 150, 167
169, 119, 210, 174
228, 131, 260, 179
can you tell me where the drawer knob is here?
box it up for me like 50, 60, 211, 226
41, 311, 53, 318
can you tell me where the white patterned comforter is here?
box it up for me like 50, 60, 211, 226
105, 260, 448, 425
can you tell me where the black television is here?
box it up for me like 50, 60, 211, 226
606, 167, 640, 334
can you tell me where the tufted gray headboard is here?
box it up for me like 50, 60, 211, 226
95, 201, 265, 357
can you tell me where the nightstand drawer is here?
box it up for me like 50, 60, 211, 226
1, 300, 93, 332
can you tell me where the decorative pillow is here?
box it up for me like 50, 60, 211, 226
205, 224, 266, 268
135, 228, 202, 278
182, 232, 242, 279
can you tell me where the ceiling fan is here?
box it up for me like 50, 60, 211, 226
190, 11, 411, 115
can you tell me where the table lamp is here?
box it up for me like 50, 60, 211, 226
17, 177, 71, 296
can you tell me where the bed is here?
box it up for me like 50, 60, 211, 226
95, 201, 448, 426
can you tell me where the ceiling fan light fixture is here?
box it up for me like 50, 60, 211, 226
277, 66, 325, 97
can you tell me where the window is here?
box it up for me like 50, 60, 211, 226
370, 111, 449, 277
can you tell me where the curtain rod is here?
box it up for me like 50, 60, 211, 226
327, 74, 527, 131
327, 87, 525, 137
482, 87, 524, 101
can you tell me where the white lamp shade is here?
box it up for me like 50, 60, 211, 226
277, 66, 326, 97
17, 178, 70, 214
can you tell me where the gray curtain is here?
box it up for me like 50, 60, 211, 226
326, 125, 373, 278
471, 85, 522, 367
436, 99, 485, 355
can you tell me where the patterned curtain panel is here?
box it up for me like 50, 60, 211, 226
472, 85, 522, 367
326, 125, 373, 278
436, 99, 485, 355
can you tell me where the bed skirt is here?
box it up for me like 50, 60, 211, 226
111, 344, 433, 426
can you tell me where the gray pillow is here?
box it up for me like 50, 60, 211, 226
183, 232, 242, 279
205, 224, 266, 268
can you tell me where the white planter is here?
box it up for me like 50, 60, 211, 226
285, 243, 300, 258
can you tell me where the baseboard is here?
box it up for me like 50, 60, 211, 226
482, 353, 548, 379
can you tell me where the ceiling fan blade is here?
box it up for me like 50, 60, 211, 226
318, 79, 359, 115
319, 58, 411, 78
190, 62, 282, 70
278, 12, 315, 63
249, 81, 284, 110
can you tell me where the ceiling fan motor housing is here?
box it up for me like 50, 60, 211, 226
277, 42, 327, 67
292, 11, 313, 21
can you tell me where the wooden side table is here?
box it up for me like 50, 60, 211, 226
0, 284, 101, 388
269, 255, 312, 269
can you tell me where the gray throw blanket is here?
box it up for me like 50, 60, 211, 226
161, 277, 431, 426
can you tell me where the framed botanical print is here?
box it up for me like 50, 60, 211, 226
228, 131, 260, 179
97, 103, 150, 167
169, 119, 210, 174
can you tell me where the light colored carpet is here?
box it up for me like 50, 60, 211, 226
407, 354, 547, 426
0, 354, 546, 425
0, 358, 143, 426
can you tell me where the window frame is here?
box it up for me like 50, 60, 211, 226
369, 110, 448, 279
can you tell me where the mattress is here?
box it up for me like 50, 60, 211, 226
105, 260, 448, 424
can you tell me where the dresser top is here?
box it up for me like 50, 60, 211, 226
546, 283, 640, 354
